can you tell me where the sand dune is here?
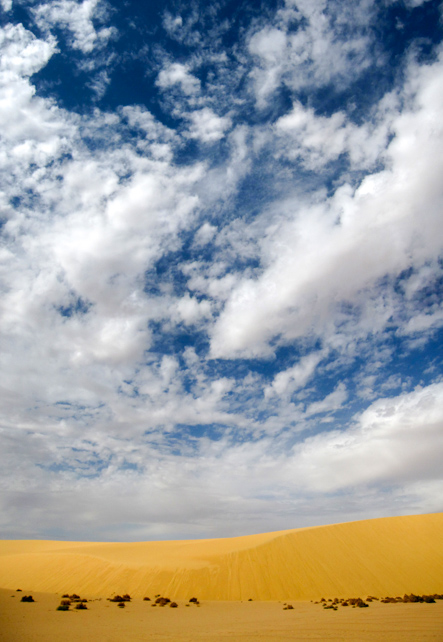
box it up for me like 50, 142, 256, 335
1, 513, 442, 600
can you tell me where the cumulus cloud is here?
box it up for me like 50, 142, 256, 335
32, 0, 115, 53
210, 48, 443, 358
265, 351, 326, 398
185, 107, 232, 143
293, 383, 443, 492
248, 0, 373, 106
156, 62, 201, 95
274, 100, 391, 170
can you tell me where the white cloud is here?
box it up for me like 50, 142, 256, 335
156, 62, 201, 95
305, 383, 348, 417
193, 222, 217, 247
293, 382, 443, 492
248, 0, 373, 106
209, 49, 443, 358
32, 0, 115, 54
185, 107, 232, 143
275, 99, 391, 170
0, 23, 56, 78
1, 381, 441, 540
265, 351, 325, 398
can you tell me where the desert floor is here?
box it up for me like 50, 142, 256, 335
1, 590, 443, 642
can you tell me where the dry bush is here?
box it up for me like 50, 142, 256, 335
117, 602, 125, 608
143, 597, 151, 601
189, 597, 198, 603
109, 594, 131, 602
155, 597, 171, 606
57, 604, 69, 611
170, 602, 178, 608
75, 602, 88, 610
20, 595, 34, 602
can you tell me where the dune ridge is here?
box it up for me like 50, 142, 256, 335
1, 513, 442, 600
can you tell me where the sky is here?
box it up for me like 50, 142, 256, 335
0, 0, 442, 542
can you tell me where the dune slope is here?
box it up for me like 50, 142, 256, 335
0, 513, 442, 600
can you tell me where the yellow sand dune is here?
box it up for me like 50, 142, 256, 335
0, 513, 442, 600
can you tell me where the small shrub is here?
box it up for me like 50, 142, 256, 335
170, 602, 178, 608
117, 602, 125, 608
60, 600, 71, 606
75, 602, 88, 610
57, 605, 69, 611
283, 604, 294, 610
143, 597, 151, 601
189, 597, 198, 603
155, 597, 171, 606
20, 595, 34, 603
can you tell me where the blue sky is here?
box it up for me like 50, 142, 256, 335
0, 0, 442, 542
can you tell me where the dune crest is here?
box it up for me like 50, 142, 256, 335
1, 513, 442, 600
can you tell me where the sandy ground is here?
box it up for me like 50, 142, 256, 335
1, 513, 443, 640
0, 513, 442, 601
1, 589, 443, 641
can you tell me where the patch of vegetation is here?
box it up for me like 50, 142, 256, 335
155, 597, 171, 606
109, 594, 131, 603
